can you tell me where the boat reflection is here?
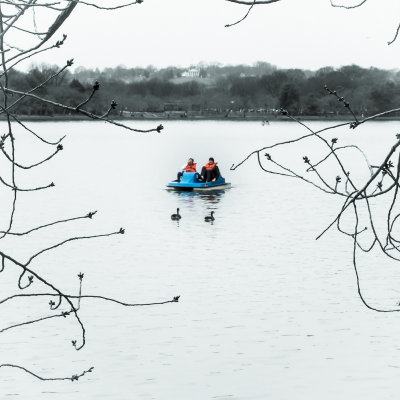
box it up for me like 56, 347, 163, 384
169, 189, 226, 204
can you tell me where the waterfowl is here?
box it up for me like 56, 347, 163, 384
171, 208, 181, 220
204, 211, 215, 222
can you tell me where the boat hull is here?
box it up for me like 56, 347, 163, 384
166, 172, 231, 192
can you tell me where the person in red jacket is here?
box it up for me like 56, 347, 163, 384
200, 157, 220, 182
177, 158, 197, 181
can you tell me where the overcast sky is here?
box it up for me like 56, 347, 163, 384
32, 0, 400, 71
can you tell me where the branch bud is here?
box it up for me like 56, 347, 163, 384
349, 121, 359, 129
87, 211, 97, 219
55, 34, 67, 48
387, 161, 394, 168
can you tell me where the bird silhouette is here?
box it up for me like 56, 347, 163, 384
204, 211, 215, 222
171, 208, 181, 220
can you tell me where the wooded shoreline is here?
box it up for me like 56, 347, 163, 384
5, 113, 400, 122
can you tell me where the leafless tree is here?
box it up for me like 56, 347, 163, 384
0, 0, 174, 382
232, 88, 400, 313
225, 0, 400, 312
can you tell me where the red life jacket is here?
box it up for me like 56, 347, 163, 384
185, 162, 197, 172
205, 162, 217, 171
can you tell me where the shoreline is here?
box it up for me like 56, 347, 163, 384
3, 114, 400, 122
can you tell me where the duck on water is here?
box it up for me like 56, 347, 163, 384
204, 211, 215, 222
171, 208, 181, 220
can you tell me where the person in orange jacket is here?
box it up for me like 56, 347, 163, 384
200, 157, 220, 182
177, 157, 197, 181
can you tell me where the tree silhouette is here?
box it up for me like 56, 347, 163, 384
279, 83, 300, 114
232, 87, 400, 312
0, 0, 171, 382
226, 0, 400, 313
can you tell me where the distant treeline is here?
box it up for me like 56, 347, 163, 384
6, 62, 400, 117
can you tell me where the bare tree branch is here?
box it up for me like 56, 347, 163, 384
329, 0, 368, 9
0, 364, 94, 381
225, 0, 280, 4
388, 22, 400, 45
225, 0, 256, 27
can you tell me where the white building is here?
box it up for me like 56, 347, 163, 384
182, 68, 200, 78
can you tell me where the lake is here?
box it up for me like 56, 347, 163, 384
1, 119, 400, 399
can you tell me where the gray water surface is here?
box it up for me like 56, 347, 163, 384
1, 120, 400, 399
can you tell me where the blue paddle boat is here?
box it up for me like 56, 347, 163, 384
166, 172, 231, 191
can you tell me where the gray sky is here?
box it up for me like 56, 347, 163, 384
34, 0, 400, 71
